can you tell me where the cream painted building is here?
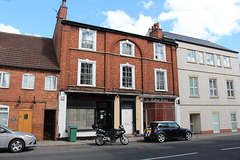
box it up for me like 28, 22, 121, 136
163, 31, 240, 134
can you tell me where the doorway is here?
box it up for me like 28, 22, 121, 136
18, 109, 33, 133
96, 101, 113, 131
122, 109, 133, 133
44, 110, 56, 140
189, 113, 201, 133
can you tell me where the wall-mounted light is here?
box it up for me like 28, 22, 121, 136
17, 96, 21, 103
33, 96, 36, 104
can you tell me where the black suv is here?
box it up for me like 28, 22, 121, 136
144, 121, 192, 143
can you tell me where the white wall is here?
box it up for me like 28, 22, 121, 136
176, 41, 240, 132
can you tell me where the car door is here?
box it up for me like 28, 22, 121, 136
0, 127, 7, 148
168, 122, 181, 138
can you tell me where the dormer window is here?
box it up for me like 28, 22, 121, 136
79, 28, 97, 51
120, 40, 135, 57
154, 43, 166, 61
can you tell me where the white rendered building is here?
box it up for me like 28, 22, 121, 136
163, 31, 240, 134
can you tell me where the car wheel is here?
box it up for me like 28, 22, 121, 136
157, 133, 166, 143
185, 132, 192, 141
9, 139, 25, 153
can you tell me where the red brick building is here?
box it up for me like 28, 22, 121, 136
0, 32, 60, 140
54, 1, 179, 138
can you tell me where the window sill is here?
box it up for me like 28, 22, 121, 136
22, 88, 35, 90
210, 96, 219, 99
120, 53, 135, 58
206, 64, 215, 67
154, 58, 166, 62
227, 97, 235, 99
45, 89, 57, 92
224, 66, 232, 69
187, 61, 197, 64
189, 96, 200, 98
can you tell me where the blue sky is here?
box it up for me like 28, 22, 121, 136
0, 0, 240, 62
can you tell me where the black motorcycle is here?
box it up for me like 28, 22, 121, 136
92, 124, 129, 146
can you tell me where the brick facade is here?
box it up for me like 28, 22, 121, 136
0, 67, 59, 140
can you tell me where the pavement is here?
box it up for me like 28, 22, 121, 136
37, 131, 240, 147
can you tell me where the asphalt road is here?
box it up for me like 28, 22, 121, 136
0, 135, 240, 160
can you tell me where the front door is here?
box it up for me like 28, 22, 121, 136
18, 109, 33, 133
122, 109, 133, 134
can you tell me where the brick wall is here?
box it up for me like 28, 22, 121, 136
0, 67, 59, 140
55, 23, 179, 97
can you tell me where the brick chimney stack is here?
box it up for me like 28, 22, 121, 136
57, 0, 68, 20
149, 22, 162, 39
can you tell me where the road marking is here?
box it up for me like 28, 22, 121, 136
221, 147, 240, 151
141, 152, 198, 160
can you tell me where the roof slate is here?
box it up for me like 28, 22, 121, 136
162, 31, 238, 53
0, 31, 60, 71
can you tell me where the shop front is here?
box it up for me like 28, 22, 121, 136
57, 92, 115, 139
142, 97, 176, 130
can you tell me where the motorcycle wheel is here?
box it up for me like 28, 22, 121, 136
120, 135, 129, 145
95, 136, 105, 146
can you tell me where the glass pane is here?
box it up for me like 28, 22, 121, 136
213, 114, 219, 123
28, 75, 35, 89
194, 88, 198, 95
82, 32, 93, 49
23, 75, 28, 88
194, 78, 198, 87
52, 77, 57, 90
231, 114, 236, 121
189, 78, 193, 87
0, 113, 8, 125
213, 124, 220, 132
232, 123, 237, 131
45, 77, 51, 90
190, 88, 194, 95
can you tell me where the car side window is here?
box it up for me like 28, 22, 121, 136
159, 123, 168, 128
168, 123, 179, 128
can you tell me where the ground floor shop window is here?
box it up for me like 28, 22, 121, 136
66, 109, 95, 130
0, 105, 9, 126
143, 103, 175, 129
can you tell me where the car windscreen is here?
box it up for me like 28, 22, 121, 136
1, 125, 16, 131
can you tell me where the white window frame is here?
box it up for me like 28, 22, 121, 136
0, 72, 10, 88
231, 113, 237, 132
120, 63, 135, 89
154, 42, 166, 61
223, 56, 231, 68
45, 76, 58, 91
120, 40, 135, 57
187, 50, 196, 63
189, 77, 199, 96
206, 53, 214, 65
209, 79, 218, 97
216, 55, 221, 66
22, 73, 35, 90
77, 59, 96, 87
154, 68, 168, 91
0, 105, 9, 126
79, 28, 97, 51
199, 52, 204, 64
226, 80, 234, 97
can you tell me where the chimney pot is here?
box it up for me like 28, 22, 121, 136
62, 0, 66, 6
